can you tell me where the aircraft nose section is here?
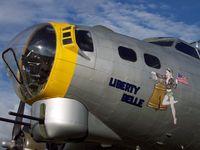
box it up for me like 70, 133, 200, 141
2, 23, 56, 101
2, 22, 79, 104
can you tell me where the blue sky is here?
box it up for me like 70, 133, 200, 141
0, 0, 199, 142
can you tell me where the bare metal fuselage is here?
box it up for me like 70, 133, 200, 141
67, 25, 200, 149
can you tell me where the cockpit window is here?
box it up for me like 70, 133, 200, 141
75, 30, 94, 52
175, 42, 199, 59
149, 41, 173, 47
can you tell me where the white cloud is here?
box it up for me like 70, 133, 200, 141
54, 0, 199, 42
0, 0, 199, 44
0, 60, 29, 140
0, 80, 31, 140
0, 85, 19, 139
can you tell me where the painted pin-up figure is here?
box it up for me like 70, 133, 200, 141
148, 68, 178, 125
147, 75, 167, 111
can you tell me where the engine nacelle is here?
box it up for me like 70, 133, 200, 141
31, 98, 88, 142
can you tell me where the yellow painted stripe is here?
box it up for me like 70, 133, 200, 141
27, 22, 78, 104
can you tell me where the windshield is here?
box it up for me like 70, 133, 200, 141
2, 23, 56, 100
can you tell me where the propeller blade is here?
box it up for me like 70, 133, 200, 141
12, 101, 25, 140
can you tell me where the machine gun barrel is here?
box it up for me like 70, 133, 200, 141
9, 111, 44, 124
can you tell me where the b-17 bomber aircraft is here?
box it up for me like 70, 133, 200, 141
0, 22, 200, 150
